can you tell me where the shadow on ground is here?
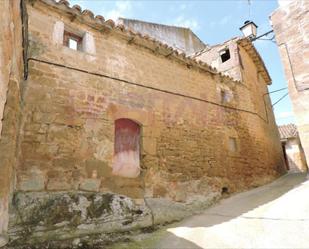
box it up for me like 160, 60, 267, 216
107, 173, 308, 249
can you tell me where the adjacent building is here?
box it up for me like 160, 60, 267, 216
271, 0, 309, 166
278, 124, 308, 173
118, 18, 207, 55
0, 0, 286, 247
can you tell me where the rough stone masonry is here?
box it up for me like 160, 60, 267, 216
0, 0, 286, 247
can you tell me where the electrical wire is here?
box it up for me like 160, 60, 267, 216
27, 57, 269, 123
272, 92, 289, 107
248, 0, 251, 20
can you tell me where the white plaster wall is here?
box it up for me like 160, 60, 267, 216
52, 20, 64, 46
83, 32, 96, 55
196, 40, 242, 81
285, 138, 307, 173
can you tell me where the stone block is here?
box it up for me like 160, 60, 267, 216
79, 179, 101, 192
18, 169, 45, 191
46, 177, 72, 191
9, 191, 152, 245
0, 234, 9, 247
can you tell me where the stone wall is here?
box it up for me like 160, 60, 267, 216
2, 0, 286, 246
0, 0, 23, 246
271, 0, 309, 164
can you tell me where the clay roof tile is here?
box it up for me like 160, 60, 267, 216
105, 19, 115, 28
95, 15, 105, 23
72, 4, 82, 13
57, 0, 70, 7
82, 9, 94, 19
278, 124, 298, 140
39, 0, 236, 81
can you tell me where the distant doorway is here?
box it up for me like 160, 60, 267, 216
282, 143, 290, 171
112, 118, 141, 178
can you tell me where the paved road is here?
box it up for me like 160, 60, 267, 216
112, 173, 309, 248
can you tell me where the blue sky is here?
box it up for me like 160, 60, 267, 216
70, 0, 294, 125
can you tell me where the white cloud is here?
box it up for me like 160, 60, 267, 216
219, 15, 232, 26
172, 15, 200, 31
104, 1, 132, 21
276, 111, 294, 119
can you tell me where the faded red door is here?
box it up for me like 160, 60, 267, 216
112, 118, 141, 178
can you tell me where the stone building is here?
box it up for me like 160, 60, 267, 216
278, 124, 308, 173
271, 0, 309, 166
0, 0, 286, 247
118, 18, 207, 55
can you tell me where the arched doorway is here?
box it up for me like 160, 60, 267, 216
112, 118, 141, 178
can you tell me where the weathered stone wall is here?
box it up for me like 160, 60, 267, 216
5, 0, 285, 246
271, 0, 309, 164
0, 0, 23, 246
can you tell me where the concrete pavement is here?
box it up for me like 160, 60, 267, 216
110, 173, 309, 248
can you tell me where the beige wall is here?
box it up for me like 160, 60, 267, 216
15, 1, 285, 198
284, 138, 308, 173
0, 0, 287, 245
271, 0, 309, 164
0, 0, 23, 246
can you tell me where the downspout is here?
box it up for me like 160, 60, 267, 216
21, 0, 28, 81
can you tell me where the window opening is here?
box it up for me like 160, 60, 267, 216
63, 31, 82, 51
220, 48, 231, 63
221, 89, 228, 103
228, 137, 237, 152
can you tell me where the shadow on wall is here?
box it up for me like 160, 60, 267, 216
287, 154, 306, 173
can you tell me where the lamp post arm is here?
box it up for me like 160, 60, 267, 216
251, 30, 274, 41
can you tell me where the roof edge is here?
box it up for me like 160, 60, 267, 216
237, 38, 272, 85
31, 0, 242, 84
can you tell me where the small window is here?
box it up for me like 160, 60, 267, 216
63, 31, 82, 51
69, 38, 78, 50
220, 88, 232, 104
220, 48, 231, 63
228, 137, 237, 152
221, 89, 228, 104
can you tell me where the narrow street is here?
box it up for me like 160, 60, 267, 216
112, 173, 309, 248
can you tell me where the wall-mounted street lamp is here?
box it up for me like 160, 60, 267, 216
240, 20, 274, 42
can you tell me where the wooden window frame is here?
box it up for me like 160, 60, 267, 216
63, 31, 83, 51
